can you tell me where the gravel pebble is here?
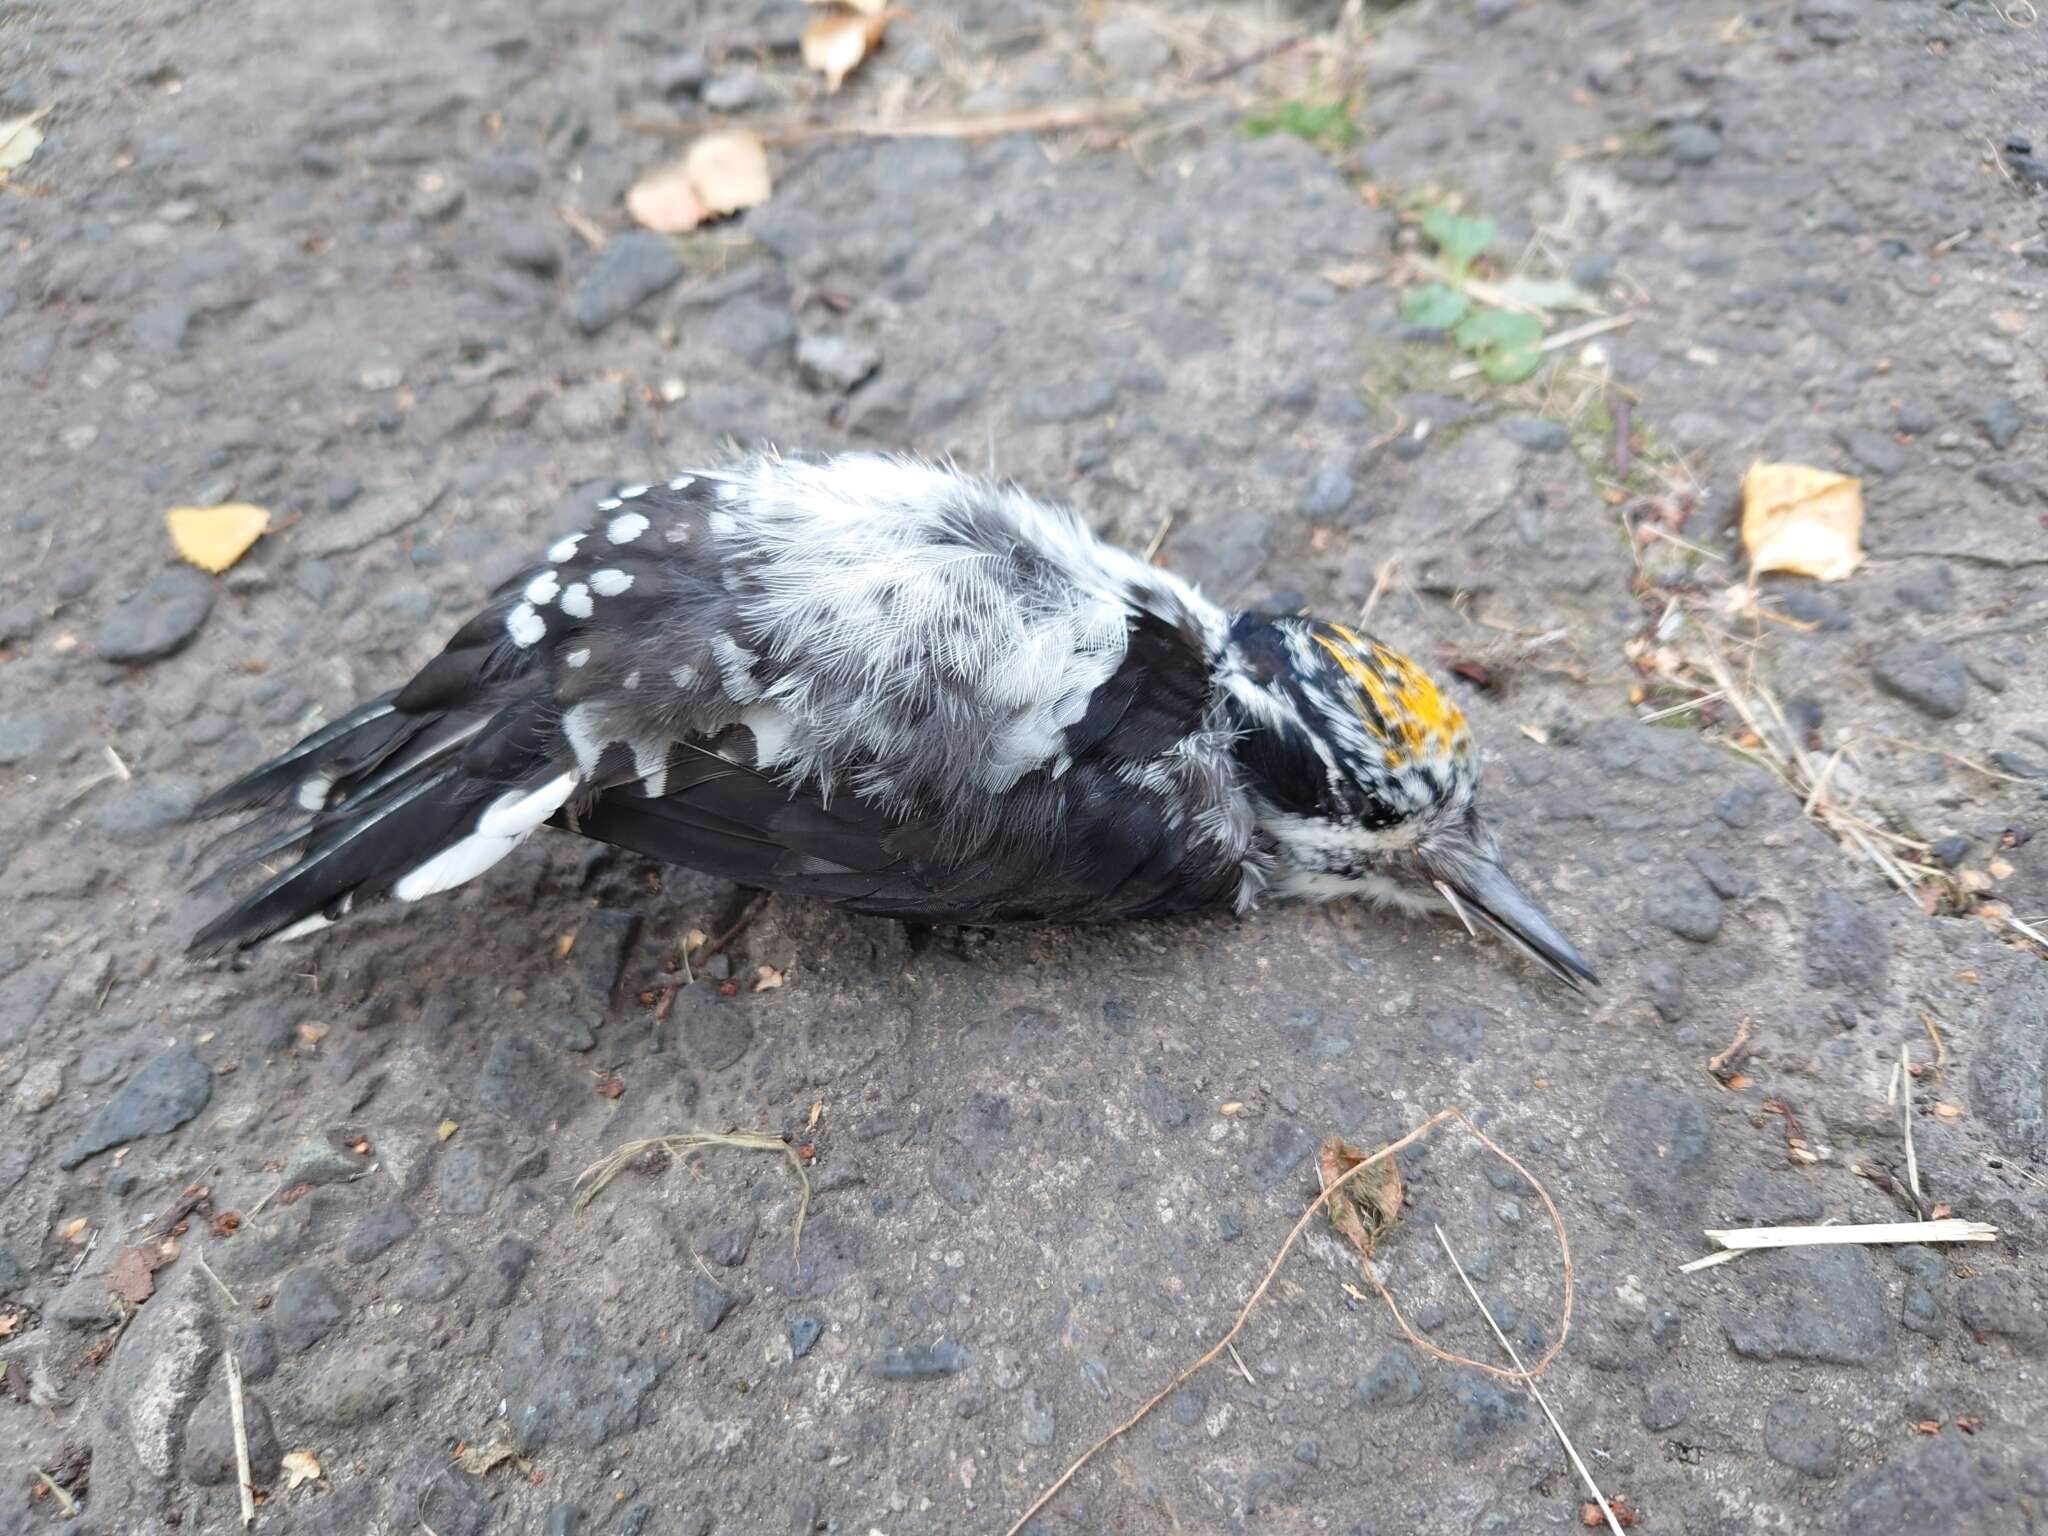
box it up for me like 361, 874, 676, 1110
701, 68, 762, 113
13, 1058, 62, 1114
95, 568, 215, 664
1090, 19, 1174, 75
1872, 641, 1970, 719
1763, 1395, 1841, 1477
873, 1339, 973, 1379
185, 1382, 283, 1485
572, 233, 684, 335
60, 1045, 214, 1169
344, 1204, 418, 1264
796, 333, 882, 394
273, 1266, 352, 1353
1300, 466, 1356, 519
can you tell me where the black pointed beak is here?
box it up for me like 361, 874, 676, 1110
1427, 851, 1599, 992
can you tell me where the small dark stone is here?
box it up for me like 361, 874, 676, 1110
546, 1505, 588, 1536
1500, 415, 1569, 452
1896, 403, 1939, 435
436, 1138, 505, 1216
681, 989, 754, 1072
1832, 427, 1907, 477
1770, 588, 1850, 630
1017, 377, 1117, 425
184, 1382, 283, 1485
477, 1033, 576, 1128
571, 233, 684, 335
691, 1273, 742, 1333
1137, 1079, 1192, 1130
1873, 642, 1970, 719
1665, 122, 1720, 166
1931, 834, 1971, 868
1649, 869, 1724, 942
272, 1266, 351, 1354
1721, 1246, 1891, 1365
1977, 398, 2023, 451
789, 1316, 823, 1359
343, 1204, 418, 1264
1359, 1347, 1424, 1408
235, 1323, 280, 1383
574, 908, 640, 1000
702, 68, 762, 113
543, 1016, 597, 1052
1763, 1396, 1841, 1477
482, 1237, 538, 1306
1841, 1436, 2041, 1533
1443, 1371, 1526, 1459
873, 1338, 973, 1378
1902, 1282, 1944, 1336
60, 1046, 213, 1168
498, 217, 563, 277
1894, 564, 1956, 615
470, 151, 542, 196
1019, 1386, 1055, 1446
396, 1239, 469, 1302
95, 568, 215, 664
1473, 0, 1517, 25
1795, 0, 1858, 43
1713, 785, 1765, 828
655, 49, 710, 96
1300, 467, 1356, 519
1639, 1380, 1689, 1431
1247, 1120, 1317, 1190
1958, 1274, 2045, 1349
1805, 889, 1888, 997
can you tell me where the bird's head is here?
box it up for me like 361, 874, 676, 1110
1217, 613, 1596, 989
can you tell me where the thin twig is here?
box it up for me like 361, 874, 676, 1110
1142, 508, 1176, 562
1901, 1043, 1924, 1207
1446, 313, 1637, 380
1359, 557, 1398, 627
31, 1468, 78, 1517
693, 892, 771, 963
784, 98, 1148, 144
1639, 690, 1724, 724
196, 1249, 240, 1309
1005, 1107, 1572, 1536
226, 1350, 257, 1528
1436, 1225, 1625, 1536
1187, 34, 1301, 84
1225, 1343, 1255, 1386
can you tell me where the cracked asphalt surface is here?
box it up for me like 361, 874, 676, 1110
3, 1, 2046, 1531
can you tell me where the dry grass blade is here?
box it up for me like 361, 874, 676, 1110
1005, 1106, 1572, 1536
1682, 1218, 1998, 1273
795, 98, 1145, 142
575, 1132, 811, 1258
1900, 1042, 1924, 1206
226, 1350, 256, 1528
1436, 1224, 1625, 1536
31, 1467, 78, 1517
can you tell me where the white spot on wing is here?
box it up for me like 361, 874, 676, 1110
670, 664, 699, 688
665, 523, 691, 544
562, 703, 606, 775
565, 647, 591, 669
596, 497, 622, 512
393, 831, 522, 901
548, 533, 584, 563
589, 568, 634, 597
296, 773, 334, 812
667, 475, 696, 492
475, 771, 578, 838
559, 583, 593, 619
621, 669, 641, 691
633, 740, 670, 798
618, 483, 650, 499
506, 602, 546, 647
524, 570, 561, 605
742, 704, 796, 768
273, 911, 335, 942
607, 512, 649, 545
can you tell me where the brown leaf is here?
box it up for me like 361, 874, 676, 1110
0, 1310, 22, 1338
106, 1243, 171, 1306
453, 1441, 529, 1476
281, 1449, 322, 1490
166, 503, 270, 573
807, 1099, 824, 1131
1317, 1136, 1403, 1260
1911, 1419, 1941, 1435
60, 1217, 89, 1243
437, 1119, 460, 1142
801, 8, 902, 93
1933, 1101, 1963, 1123
1740, 461, 1864, 582
210, 1211, 242, 1237
684, 130, 772, 217
296, 1020, 328, 1046
595, 1074, 625, 1100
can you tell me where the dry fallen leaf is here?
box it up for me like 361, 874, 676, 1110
802, 8, 902, 93
754, 964, 786, 992
0, 1309, 23, 1338
805, 0, 892, 12
1741, 461, 1864, 582
1911, 1419, 1942, 1436
61, 1217, 89, 1243
807, 1099, 825, 1131
1319, 261, 1381, 291
0, 107, 50, 178
106, 1243, 171, 1306
1318, 1135, 1404, 1260
595, 1073, 625, 1099
628, 131, 773, 234
166, 503, 270, 573
453, 1441, 529, 1477
1933, 1101, 1963, 1123
436, 1119, 460, 1142
281, 1450, 322, 1490
296, 1021, 328, 1046
685, 130, 772, 217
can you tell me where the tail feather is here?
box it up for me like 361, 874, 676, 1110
190, 694, 406, 817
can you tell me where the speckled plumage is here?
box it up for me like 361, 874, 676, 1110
188, 452, 1593, 986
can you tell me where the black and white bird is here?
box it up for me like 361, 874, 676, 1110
189, 453, 1596, 987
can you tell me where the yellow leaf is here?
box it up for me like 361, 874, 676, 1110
753, 964, 786, 992
683, 130, 772, 217
166, 503, 270, 573
1740, 462, 1864, 582
0, 107, 50, 176
296, 1020, 328, 1046
60, 1217, 88, 1243
437, 1119, 459, 1142
801, 9, 902, 93
281, 1450, 322, 1490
